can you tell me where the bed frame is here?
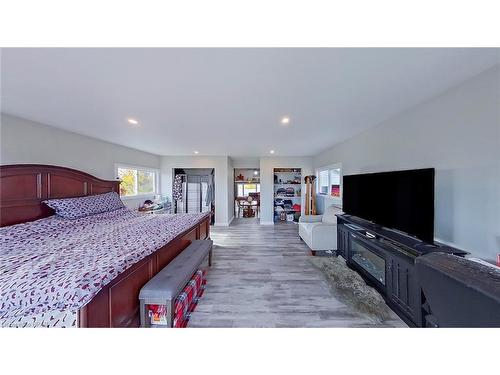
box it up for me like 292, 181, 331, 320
0, 164, 210, 327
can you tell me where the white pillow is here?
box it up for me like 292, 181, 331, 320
322, 205, 342, 224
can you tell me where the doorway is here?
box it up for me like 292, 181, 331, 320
173, 168, 215, 225
234, 168, 260, 220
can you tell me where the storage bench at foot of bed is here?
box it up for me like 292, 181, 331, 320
139, 240, 213, 328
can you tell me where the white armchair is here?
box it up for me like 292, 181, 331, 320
299, 205, 342, 254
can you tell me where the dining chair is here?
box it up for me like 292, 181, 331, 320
249, 193, 260, 217
236, 197, 247, 218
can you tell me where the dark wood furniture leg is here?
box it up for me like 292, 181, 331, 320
166, 299, 175, 328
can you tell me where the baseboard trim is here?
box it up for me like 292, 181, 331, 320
214, 215, 235, 227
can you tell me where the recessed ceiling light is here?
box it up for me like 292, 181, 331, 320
194, 151, 199, 154
127, 118, 139, 125
270, 150, 275, 154
281, 116, 290, 125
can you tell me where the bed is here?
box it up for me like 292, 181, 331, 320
0, 164, 211, 328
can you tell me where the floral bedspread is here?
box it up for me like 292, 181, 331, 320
0, 209, 209, 328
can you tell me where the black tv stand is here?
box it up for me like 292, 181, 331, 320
336, 214, 468, 327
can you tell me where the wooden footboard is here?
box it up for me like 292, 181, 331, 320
78, 216, 210, 328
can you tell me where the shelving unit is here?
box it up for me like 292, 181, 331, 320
273, 168, 302, 223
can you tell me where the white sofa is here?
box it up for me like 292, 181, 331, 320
299, 205, 342, 254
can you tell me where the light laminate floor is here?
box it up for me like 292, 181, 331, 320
188, 218, 406, 328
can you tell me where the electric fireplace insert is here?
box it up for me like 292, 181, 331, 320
349, 235, 386, 286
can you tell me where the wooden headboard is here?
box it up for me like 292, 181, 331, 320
0, 164, 120, 227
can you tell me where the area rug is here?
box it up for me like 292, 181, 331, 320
309, 255, 399, 324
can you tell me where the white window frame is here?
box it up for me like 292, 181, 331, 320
236, 183, 261, 197
114, 163, 160, 199
316, 163, 342, 199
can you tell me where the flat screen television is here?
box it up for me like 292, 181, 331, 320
342, 168, 435, 243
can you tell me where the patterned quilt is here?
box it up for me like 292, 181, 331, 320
0, 209, 209, 328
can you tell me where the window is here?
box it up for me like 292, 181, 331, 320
319, 170, 329, 194
317, 165, 341, 197
329, 168, 341, 197
115, 164, 159, 198
237, 183, 260, 197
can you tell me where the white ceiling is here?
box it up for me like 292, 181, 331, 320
1, 48, 499, 157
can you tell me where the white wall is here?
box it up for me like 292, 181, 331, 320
231, 157, 260, 169
227, 157, 234, 224
314, 65, 500, 261
0, 113, 161, 209
259, 156, 314, 224
160, 155, 231, 226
